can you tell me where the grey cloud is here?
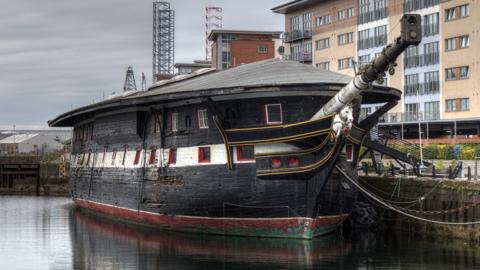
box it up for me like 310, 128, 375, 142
0, 0, 285, 127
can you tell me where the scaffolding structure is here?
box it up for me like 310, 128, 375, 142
153, 1, 175, 81
123, 66, 137, 91
205, 7, 222, 61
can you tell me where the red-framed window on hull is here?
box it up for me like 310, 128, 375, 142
133, 149, 141, 165
236, 145, 255, 161
149, 147, 157, 165
168, 148, 177, 165
198, 147, 211, 163
264, 104, 283, 125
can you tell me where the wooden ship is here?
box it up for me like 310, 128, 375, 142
49, 14, 422, 239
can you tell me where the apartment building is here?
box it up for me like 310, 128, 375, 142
272, 0, 480, 141
208, 30, 282, 70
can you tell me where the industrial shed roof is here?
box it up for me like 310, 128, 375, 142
0, 134, 39, 144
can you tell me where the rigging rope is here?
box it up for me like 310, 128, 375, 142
337, 165, 480, 225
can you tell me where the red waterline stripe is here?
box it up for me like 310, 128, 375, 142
75, 198, 347, 238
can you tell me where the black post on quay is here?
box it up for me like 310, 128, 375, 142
432, 165, 436, 179
468, 166, 472, 181
448, 165, 452, 179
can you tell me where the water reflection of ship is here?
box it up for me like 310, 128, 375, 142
70, 208, 352, 269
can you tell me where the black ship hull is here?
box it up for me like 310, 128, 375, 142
51, 59, 401, 239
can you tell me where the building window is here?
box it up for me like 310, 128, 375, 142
446, 66, 469, 81
315, 14, 331, 26
337, 7, 354, 21
149, 147, 157, 165
374, 25, 387, 47
460, 4, 469, 17
168, 148, 177, 165
358, 55, 370, 69
446, 4, 469, 21
424, 101, 439, 120
264, 104, 283, 125
198, 147, 211, 163
170, 112, 178, 132
358, 29, 369, 50
236, 145, 255, 161
197, 109, 209, 129
315, 38, 330, 50
302, 12, 312, 31
316, 62, 330, 71
460, 36, 469, 48
460, 98, 469, 111
338, 57, 354, 70
424, 71, 439, 94
133, 149, 141, 165
423, 13, 439, 37
404, 74, 419, 96
258, 45, 268, 54
446, 37, 456, 51
446, 35, 469, 51
446, 99, 456, 112
338, 32, 353, 45
423, 42, 439, 65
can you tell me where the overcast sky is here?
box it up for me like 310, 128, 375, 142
0, 0, 285, 129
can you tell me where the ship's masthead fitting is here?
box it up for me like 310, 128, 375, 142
312, 14, 422, 121
123, 66, 137, 92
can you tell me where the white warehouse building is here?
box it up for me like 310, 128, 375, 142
0, 134, 63, 154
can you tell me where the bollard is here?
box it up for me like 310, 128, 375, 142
364, 163, 369, 176
468, 166, 471, 180
390, 163, 395, 176
448, 165, 452, 179
404, 165, 407, 176
432, 165, 436, 179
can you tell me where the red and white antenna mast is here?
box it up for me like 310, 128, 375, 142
205, 7, 222, 61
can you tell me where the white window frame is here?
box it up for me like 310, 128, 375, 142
171, 112, 178, 132
197, 109, 209, 129
265, 104, 283, 125
258, 45, 268, 54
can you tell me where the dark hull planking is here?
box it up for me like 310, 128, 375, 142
68, 95, 361, 239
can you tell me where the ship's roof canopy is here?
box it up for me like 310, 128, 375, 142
49, 58, 401, 127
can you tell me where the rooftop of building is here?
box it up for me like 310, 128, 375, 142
208, 29, 282, 41
174, 61, 212, 68
0, 134, 39, 144
271, 0, 326, 14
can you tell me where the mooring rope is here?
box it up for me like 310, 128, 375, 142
337, 165, 480, 225
358, 176, 443, 205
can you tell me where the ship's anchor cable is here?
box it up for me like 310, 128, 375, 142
337, 165, 480, 225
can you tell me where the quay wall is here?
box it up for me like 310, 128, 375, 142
0, 155, 68, 196
359, 176, 480, 243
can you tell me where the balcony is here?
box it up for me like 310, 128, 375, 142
285, 52, 312, 63
422, 23, 439, 37
404, 53, 439, 68
358, 35, 387, 50
381, 111, 440, 123
284, 29, 312, 43
358, 8, 388, 24
404, 81, 440, 96
404, 0, 439, 12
